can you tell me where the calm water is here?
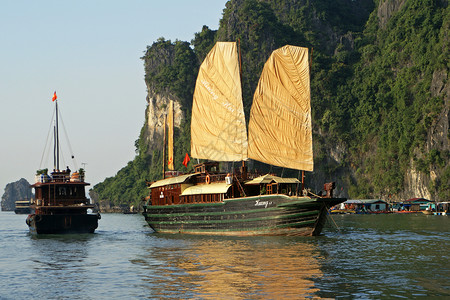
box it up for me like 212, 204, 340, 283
0, 212, 448, 299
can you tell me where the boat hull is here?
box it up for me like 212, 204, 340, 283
143, 194, 345, 236
15, 208, 32, 214
26, 213, 100, 234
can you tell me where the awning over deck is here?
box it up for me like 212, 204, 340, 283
181, 183, 231, 196
149, 173, 199, 189
244, 174, 300, 185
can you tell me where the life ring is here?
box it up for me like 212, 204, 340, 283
205, 174, 211, 184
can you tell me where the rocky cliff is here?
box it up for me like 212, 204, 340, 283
1, 178, 33, 211
144, 89, 184, 154
402, 69, 449, 200
92, 0, 448, 206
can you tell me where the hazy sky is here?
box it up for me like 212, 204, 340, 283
0, 0, 227, 194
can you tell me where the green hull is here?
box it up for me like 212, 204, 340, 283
143, 194, 344, 236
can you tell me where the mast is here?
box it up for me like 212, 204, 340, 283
238, 39, 242, 83
162, 114, 166, 179
167, 100, 174, 171
237, 39, 247, 180
55, 100, 60, 171
53, 125, 57, 171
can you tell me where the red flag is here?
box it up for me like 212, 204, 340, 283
52, 91, 57, 101
182, 153, 190, 167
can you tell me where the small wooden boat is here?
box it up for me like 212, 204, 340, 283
14, 199, 32, 214
26, 93, 100, 234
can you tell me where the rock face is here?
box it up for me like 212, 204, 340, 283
1, 178, 33, 211
402, 69, 449, 200
377, 0, 406, 28
144, 88, 184, 153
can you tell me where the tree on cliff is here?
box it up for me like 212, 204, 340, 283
92, 0, 449, 208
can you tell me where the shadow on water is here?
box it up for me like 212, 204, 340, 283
26, 233, 94, 299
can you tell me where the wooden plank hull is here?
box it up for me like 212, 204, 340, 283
26, 213, 99, 234
143, 194, 344, 236
14, 207, 32, 214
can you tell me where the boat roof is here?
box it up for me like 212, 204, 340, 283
344, 199, 387, 204
149, 173, 199, 189
404, 198, 431, 202
181, 182, 232, 196
245, 174, 300, 185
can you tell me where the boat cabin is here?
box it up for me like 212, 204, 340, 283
147, 163, 318, 207
244, 174, 300, 196
32, 170, 91, 212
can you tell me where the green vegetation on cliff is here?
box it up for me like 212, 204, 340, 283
92, 0, 449, 208
347, 0, 449, 198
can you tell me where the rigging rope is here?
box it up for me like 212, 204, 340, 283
39, 107, 56, 169
58, 107, 78, 171
38, 102, 79, 172
326, 204, 341, 233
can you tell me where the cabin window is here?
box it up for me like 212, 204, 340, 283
58, 187, 66, 196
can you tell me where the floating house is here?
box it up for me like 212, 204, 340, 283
334, 199, 389, 214
403, 198, 432, 211
435, 202, 449, 215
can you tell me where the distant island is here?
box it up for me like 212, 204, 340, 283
1, 178, 33, 211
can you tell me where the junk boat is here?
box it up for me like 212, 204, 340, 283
26, 93, 100, 234
142, 42, 346, 236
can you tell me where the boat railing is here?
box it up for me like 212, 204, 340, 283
37, 198, 90, 207
51, 172, 70, 182
34, 171, 85, 183
197, 173, 226, 184
35, 174, 51, 183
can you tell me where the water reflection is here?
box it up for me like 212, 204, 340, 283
135, 235, 323, 299
1, 213, 448, 298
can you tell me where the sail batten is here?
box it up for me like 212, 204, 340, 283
248, 45, 313, 171
190, 42, 248, 161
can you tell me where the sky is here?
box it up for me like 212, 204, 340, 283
0, 0, 227, 194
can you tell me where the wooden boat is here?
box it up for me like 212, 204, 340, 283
14, 199, 32, 214
142, 42, 346, 236
26, 94, 100, 234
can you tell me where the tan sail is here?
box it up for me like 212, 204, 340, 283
248, 45, 313, 171
191, 42, 248, 162
167, 100, 174, 170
